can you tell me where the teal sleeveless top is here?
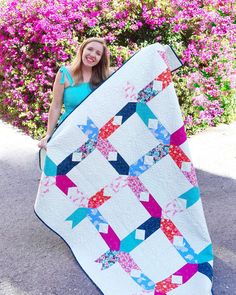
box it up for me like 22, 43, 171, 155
58, 65, 93, 124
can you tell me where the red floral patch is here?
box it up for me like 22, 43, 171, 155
155, 276, 178, 293
169, 145, 190, 169
98, 117, 120, 140
161, 218, 182, 243
88, 188, 111, 208
155, 69, 172, 90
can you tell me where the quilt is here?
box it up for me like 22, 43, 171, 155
34, 42, 214, 295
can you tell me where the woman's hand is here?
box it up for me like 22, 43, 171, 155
37, 134, 51, 150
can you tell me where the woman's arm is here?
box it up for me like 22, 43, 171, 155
38, 70, 64, 149
46, 70, 64, 136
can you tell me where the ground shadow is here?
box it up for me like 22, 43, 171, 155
196, 169, 236, 295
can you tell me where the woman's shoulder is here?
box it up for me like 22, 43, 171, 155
58, 64, 74, 79
56, 64, 74, 86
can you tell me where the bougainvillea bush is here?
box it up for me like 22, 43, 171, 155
0, 0, 235, 138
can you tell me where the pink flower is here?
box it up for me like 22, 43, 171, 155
41, 113, 48, 122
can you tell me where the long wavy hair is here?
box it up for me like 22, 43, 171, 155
70, 37, 110, 90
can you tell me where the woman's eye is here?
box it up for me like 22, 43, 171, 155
86, 47, 101, 56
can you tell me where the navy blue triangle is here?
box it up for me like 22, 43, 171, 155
138, 217, 161, 239
198, 262, 213, 281
116, 102, 137, 124
108, 154, 130, 175
57, 154, 79, 175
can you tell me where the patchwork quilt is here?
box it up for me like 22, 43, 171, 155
35, 42, 214, 295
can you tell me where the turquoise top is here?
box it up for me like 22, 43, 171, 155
58, 65, 93, 124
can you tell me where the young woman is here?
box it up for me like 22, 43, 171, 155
38, 37, 114, 150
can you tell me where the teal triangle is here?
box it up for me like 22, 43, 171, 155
44, 155, 57, 176
65, 208, 88, 228
197, 244, 214, 263
179, 187, 200, 208
136, 103, 156, 126
120, 230, 143, 253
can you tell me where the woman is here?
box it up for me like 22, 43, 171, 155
38, 37, 113, 150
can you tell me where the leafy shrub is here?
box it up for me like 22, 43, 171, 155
0, 0, 235, 138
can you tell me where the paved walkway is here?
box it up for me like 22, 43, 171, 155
0, 119, 235, 295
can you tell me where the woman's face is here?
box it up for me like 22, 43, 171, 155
81, 41, 104, 67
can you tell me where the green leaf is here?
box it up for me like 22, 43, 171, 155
221, 80, 231, 91
216, 75, 222, 85
193, 83, 200, 88
216, 9, 230, 17
205, 93, 214, 101
201, 70, 210, 78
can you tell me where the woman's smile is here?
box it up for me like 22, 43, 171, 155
86, 56, 95, 63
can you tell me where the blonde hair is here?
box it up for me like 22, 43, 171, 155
71, 37, 110, 90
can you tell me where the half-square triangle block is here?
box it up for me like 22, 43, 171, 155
135, 229, 146, 240
181, 161, 192, 172
144, 155, 154, 165
153, 80, 163, 92
72, 152, 83, 162
172, 275, 183, 284
113, 115, 123, 125
108, 151, 118, 161
148, 118, 159, 129
99, 223, 109, 234
139, 192, 150, 202
173, 236, 184, 247
130, 269, 142, 278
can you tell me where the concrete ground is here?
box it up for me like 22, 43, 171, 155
0, 119, 235, 295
